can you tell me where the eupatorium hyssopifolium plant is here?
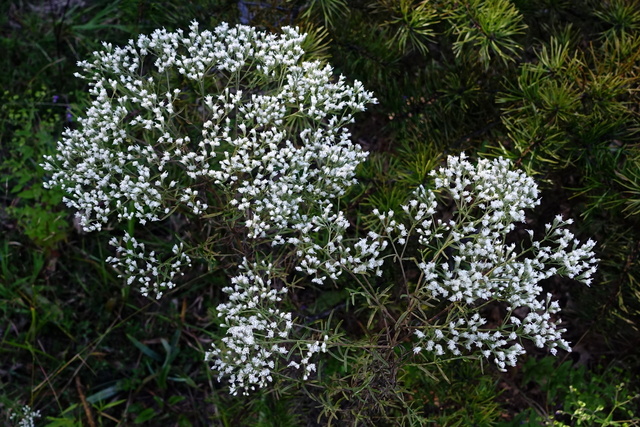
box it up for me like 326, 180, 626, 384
43, 22, 597, 401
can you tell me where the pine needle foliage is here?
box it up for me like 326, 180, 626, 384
449, 0, 527, 68
298, 0, 349, 28
372, 0, 439, 56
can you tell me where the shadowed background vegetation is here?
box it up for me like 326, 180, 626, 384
1, 0, 639, 425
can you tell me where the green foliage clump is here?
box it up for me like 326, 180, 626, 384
507, 356, 640, 426
0, 88, 69, 249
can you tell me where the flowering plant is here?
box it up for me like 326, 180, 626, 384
43, 20, 374, 395
43, 21, 597, 404
369, 154, 597, 370
10, 405, 40, 427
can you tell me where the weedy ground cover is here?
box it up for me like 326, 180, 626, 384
2, 1, 639, 426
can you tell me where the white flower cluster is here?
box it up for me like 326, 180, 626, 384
206, 259, 330, 395
105, 232, 191, 299
42, 20, 374, 316
205, 260, 292, 395
284, 204, 387, 285
287, 336, 329, 381
10, 405, 41, 427
42, 21, 376, 394
380, 154, 597, 370
42, 21, 375, 238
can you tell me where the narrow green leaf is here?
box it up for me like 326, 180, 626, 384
127, 334, 162, 362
